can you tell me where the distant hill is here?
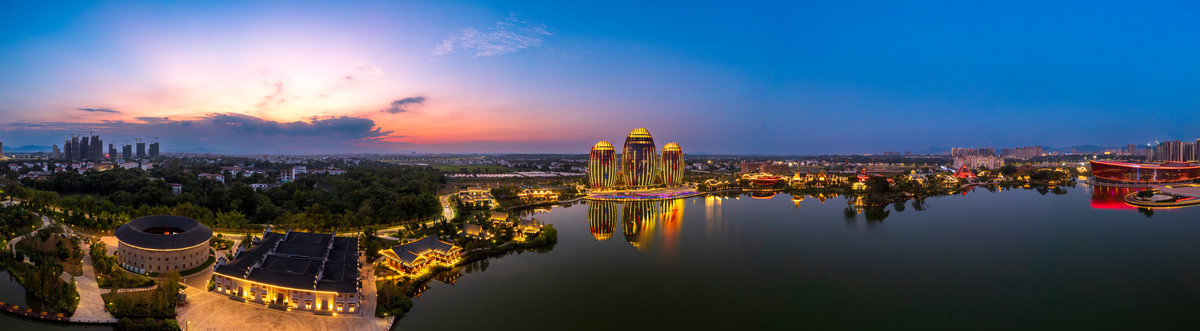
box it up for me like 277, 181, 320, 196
1044, 145, 1115, 154
4, 145, 51, 153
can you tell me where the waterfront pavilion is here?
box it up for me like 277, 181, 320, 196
380, 236, 462, 276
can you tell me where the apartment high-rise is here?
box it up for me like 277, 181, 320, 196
149, 142, 160, 158
136, 142, 146, 158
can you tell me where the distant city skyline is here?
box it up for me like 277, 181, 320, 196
2, 1, 1199, 154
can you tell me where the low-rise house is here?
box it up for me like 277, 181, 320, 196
250, 183, 281, 191
380, 236, 462, 276
516, 219, 542, 238
459, 223, 490, 240
489, 212, 510, 227
197, 173, 225, 183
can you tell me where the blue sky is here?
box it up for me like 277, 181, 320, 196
0, 0, 1198, 154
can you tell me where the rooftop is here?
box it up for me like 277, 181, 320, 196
214, 231, 359, 293
115, 215, 212, 250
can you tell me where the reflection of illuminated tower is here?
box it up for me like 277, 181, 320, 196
658, 199, 684, 255
660, 198, 684, 228
587, 201, 618, 241
661, 142, 683, 186
621, 201, 658, 249
589, 141, 617, 189
622, 128, 658, 188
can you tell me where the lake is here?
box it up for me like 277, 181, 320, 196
395, 183, 1200, 329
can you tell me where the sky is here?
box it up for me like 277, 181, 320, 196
1, 0, 1199, 154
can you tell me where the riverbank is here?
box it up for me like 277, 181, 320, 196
376, 225, 557, 320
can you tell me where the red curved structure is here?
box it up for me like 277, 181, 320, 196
1089, 160, 1200, 184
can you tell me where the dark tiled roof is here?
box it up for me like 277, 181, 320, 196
386, 236, 458, 265
389, 248, 421, 264
247, 268, 318, 290
114, 215, 212, 250
399, 236, 456, 255
285, 231, 333, 246
258, 256, 322, 275
214, 231, 359, 293
274, 242, 329, 258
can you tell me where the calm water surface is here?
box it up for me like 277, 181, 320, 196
395, 184, 1200, 330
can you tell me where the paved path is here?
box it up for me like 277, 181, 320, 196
7, 215, 51, 253
1157, 184, 1200, 198
70, 253, 117, 323
176, 286, 392, 331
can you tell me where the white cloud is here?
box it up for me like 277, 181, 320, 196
433, 13, 553, 57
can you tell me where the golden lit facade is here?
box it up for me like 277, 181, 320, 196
589, 141, 617, 188
661, 142, 684, 186
588, 201, 618, 241
622, 201, 659, 249
588, 128, 687, 190
622, 128, 659, 188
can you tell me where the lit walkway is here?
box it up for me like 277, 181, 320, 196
1156, 184, 1200, 199
6, 215, 51, 253
70, 253, 118, 324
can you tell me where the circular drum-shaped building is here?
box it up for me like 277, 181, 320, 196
115, 215, 212, 274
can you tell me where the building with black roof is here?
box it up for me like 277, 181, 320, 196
115, 215, 212, 274
380, 236, 462, 276
213, 230, 362, 315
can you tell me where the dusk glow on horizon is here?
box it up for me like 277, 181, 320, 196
2, 1, 1199, 154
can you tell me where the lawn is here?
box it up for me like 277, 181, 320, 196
16, 226, 83, 276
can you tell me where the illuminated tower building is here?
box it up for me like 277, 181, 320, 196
661, 142, 683, 186
589, 141, 617, 189
621, 128, 658, 188
587, 201, 618, 241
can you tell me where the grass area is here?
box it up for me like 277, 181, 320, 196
89, 242, 156, 289
101, 272, 181, 318
178, 255, 215, 276
429, 164, 515, 173
117, 317, 181, 331
209, 235, 234, 250
15, 226, 83, 277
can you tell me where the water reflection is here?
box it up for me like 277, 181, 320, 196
580, 183, 1131, 251
1089, 184, 1147, 210
621, 201, 659, 249
586, 199, 689, 252
587, 201, 617, 241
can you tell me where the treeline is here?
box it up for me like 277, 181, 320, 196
0, 249, 79, 314
13, 162, 445, 231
